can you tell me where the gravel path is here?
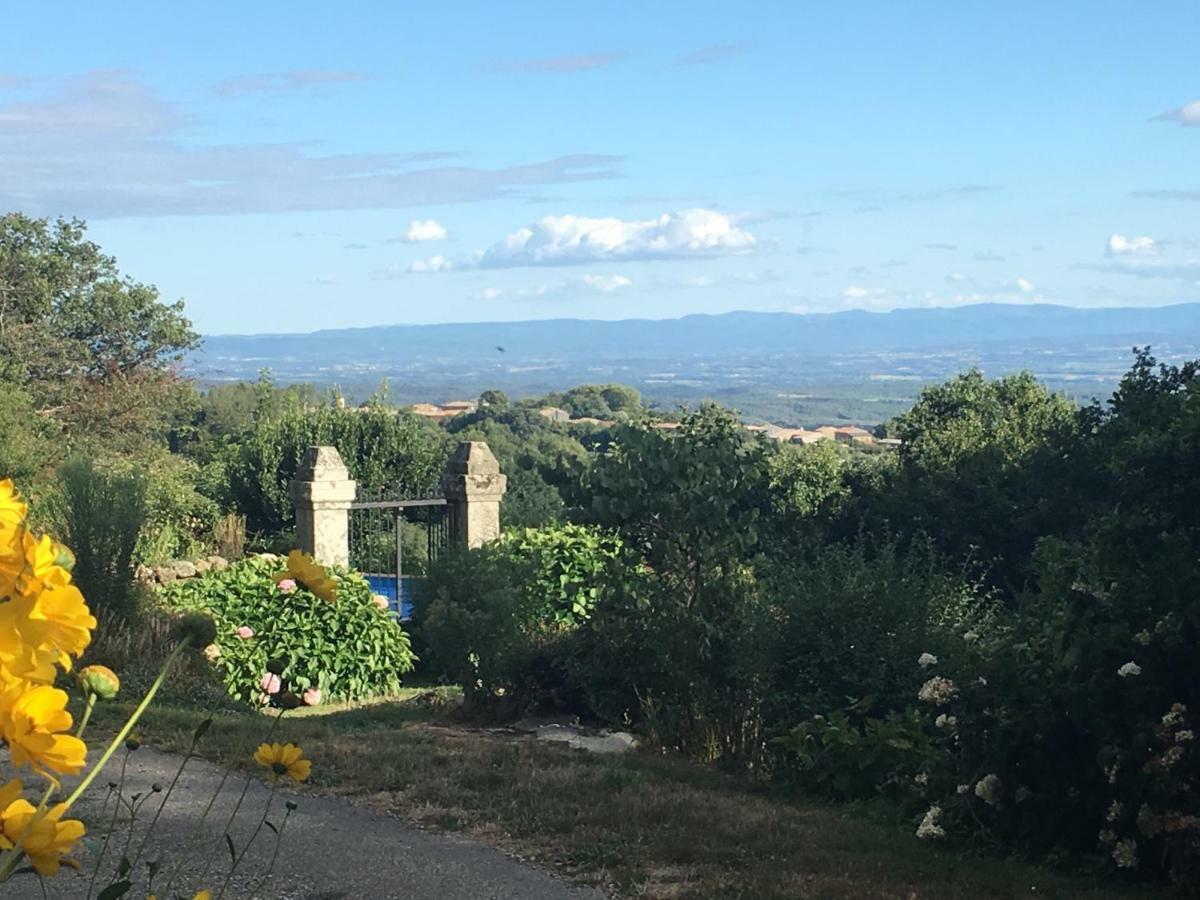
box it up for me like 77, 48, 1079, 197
0, 747, 603, 899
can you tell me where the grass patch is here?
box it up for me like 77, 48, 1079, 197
91, 695, 1148, 899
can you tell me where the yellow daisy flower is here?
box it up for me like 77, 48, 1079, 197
254, 741, 312, 782
0, 479, 28, 599
0, 685, 88, 776
24, 582, 96, 665
0, 598, 60, 689
0, 798, 84, 877
16, 533, 74, 598
274, 550, 338, 604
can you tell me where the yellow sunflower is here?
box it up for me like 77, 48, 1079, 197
274, 550, 338, 604
0, 796, 84, 877
253, 741, 312, 782
0, 685, 88, 776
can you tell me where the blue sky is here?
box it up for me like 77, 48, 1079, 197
1, 1, 1198, 334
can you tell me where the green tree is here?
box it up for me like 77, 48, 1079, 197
0, 213, 199, 463
863, 369, 1078, 592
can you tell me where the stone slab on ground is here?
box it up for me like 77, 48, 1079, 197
0, 747, 603, 900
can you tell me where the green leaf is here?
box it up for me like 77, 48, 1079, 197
98, 882, 133, 900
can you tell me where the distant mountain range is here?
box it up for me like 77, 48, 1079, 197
199, 302, 1200, 365
190, 303, 1200, 425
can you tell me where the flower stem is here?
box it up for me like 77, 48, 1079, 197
86, 757, 129, 900
197, 708, 285, 886
248, 802, 294, 898
75, 693, 97, 738
65, 641, 187, 810
129, 726, 203, 872
215, 778, 278, 900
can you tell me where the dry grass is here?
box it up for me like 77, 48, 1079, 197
92, 697, 1150, 900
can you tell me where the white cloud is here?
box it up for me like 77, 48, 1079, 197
407, 255, 452, 273
1107, 234, 1157, 256
213, 69, 371, 97
1016, 277, 1035, 293
488, 52, 629, 74
402, 219, 448, 242
582, 274, 632, 292
479, 287, 504, 301
0, 71, 622, 218
1153, 99, 1200, 126
473, 209, 756, 269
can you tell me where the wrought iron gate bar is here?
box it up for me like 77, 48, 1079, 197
350, 498, 447, 510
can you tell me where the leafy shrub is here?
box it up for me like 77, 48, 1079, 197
159, 556, 415, 703
774, 705, 941, 801
574, 407, 775, 762
55, 456, 147, 621
416, 524, 625, 708
130, 453, 221, 564
759, 538, 995, 725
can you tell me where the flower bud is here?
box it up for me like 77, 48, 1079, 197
266, 657, 287, 675
277, 691, 303, 710
175, 611, 217, 648
79, 664, 121, 700
125, 737, 141, 751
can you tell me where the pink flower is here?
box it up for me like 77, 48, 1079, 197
372, 594, 390, 611
260, 672, 282, 695
236, 626, 254, 640
277, 578, 298, 594
302, 687, 322, 706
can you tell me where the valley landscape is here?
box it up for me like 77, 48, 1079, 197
195, 302, 1200, 424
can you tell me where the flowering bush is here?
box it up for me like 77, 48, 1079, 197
160, 554, 415, 704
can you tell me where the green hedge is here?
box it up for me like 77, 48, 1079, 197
159, 556, 415, 704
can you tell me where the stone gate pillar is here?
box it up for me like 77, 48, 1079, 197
290, 446, 356, 567
444, 441, 507, 548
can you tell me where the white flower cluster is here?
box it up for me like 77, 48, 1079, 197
917, 652, 939, 668
1117, 661, 1142, 678
1162, 703, 1187, 727
914, 772, 929, 786
974, 773, 1002, 807
916, 805, 945, 839
1112, 838, 1138, 869
1106, 800, 1123, 823
1176, 730, 1195, 744
934, 713, 958, 730
918, 676, 958, 706
962, 630, 979, 643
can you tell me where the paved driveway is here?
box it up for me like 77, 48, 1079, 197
0, 747, 604, 900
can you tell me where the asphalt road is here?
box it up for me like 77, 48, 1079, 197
0, 747, 604, 900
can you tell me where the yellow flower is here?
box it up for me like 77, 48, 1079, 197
194, 892, 213, 900
254, 741, 311, 782
23, 582, 96, 667
0, 479, 28, 599
16, 533, 74, 598
274, 550, 338, 604
0, 685, 87, 776
0, 797, 84, 876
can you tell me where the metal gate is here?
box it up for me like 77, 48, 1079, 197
349, 484, 451, 617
